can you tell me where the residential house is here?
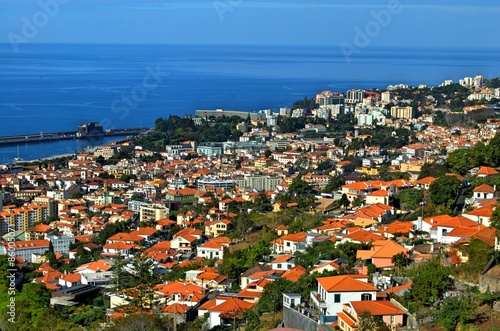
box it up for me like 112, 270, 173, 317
472, 184, 497, 201
130, 227, 157, 242
415, 176, 436, 190
281, 265, 307, 282
270, 254, 295, 271
337, 301, 406, 331
198, 296, 254, 329
0, 240, 50, 263
197, 237, 231, 260
273, 232, 307, 254
58, 273, 82, 288
101, 242, 136, 258
310, 275, 377, 323
356, 239, 409, 269
365, 190, 390, 205
462, 204, 495, 227
205, 219, 232, 238
310, 260, 341, 275
240, 264, 273, 289
474, 166, 499, 177
237, 278, 273, 304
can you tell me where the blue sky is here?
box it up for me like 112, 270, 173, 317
1, 0, 499, 47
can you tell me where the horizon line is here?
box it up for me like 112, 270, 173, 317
1, 41, 500, 51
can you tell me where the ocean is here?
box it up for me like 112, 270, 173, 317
0, 43, 499, 161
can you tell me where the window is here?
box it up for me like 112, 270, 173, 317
361, 293, 372, 301
277, 263, 282, 268
286, 242, 291, 247
334, 294, 341, 303
390, 315, 395, 324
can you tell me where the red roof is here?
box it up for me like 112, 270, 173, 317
476, 166, 499, 176
317, 275, 377, 292
473, 184, 496, 193
350, 300, 405, 316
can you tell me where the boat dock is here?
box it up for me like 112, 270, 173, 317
0, 122, 149, 146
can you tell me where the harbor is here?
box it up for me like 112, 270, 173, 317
0, 122, 149, 146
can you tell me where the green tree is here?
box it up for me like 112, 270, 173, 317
429, 176, 462, 208
490, 203, 500, 230
323, 174, 344, 192
254, 192, 273, 212
446, 148, 482, 175
391, 252, 409, 276
289, 178, 310, 196
357, 311, 388, 331
417, 162, 448, 179
394, 189, 423, 210
456, 238, 493, 281
256, 278, 295, 313
339, 193, 350, 211
433, 292, 478, 331
107, 314, 174, 331
404, 258, 451, 308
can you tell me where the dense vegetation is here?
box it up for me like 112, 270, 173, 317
134, 115, 244, 151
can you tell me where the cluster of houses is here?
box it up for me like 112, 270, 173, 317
1, 97, 500, 329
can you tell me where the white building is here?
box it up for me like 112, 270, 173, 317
311, 275, 377, 323
381, 91, 393, 103
357, 114, 373, 126
46, 235, 75, 255
0, 240, 50, 263
346, 89, 365, 104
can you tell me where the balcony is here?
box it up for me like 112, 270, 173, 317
310, 291, 328, 309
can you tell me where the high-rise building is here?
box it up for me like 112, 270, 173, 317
390, 106, 415, 119
381, 91, 394, 103
316, 91, 345, 107
0, 203, 49, 234
346, 89, 365, 104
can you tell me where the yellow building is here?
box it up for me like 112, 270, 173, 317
357, 167, 379, 176
399, 162, 422, 172
390, 106, 414, 119
139, 203, 169, 223
0, 203, 48, 234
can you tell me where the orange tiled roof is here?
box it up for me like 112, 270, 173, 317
473, 184, 496, 193
107, 232, 144, 242
272, 254, 294, 263
472, 227, 497, 247
476, 166, 499, 176
130, 227, 157, 236
350, 300, 405, 316
368, 190, 389, 197
415, 176, 436, 185
344, 229, 384, 242
337, 312, 356, 328
317, 275, 377, 292
281, 265, 306, 282
386, 281, 412, 294
371, 239, 409, 259
202, 296, 254, 316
